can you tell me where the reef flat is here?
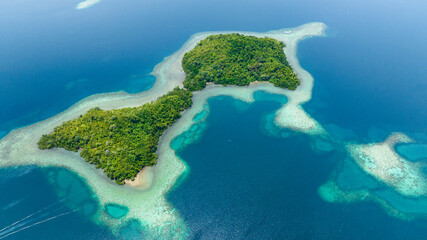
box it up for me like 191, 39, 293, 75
1, 21, 425, 238
36, 34, 301, 185
347, 133, 427, 197
0, 23, 326, 237
38, 88, 193, 184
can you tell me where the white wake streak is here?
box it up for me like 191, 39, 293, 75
0, 198, 68, 234
0, 210, 77, 239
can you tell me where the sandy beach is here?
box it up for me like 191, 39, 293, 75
0, 20, 424, 236
0, 22, 330, 237
124, 166, 155, 190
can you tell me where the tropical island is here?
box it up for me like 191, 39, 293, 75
38, 33, 299, 184
182, 33, 299, 91
38, 88, 193, 184
6, 23, 421, 237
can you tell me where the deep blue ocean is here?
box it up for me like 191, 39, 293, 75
167, 93, 427, 239
1, 0, 426, 239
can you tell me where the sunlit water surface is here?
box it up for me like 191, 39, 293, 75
0, 0, 426, 239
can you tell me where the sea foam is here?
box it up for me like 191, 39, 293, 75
76, 0, 101, 10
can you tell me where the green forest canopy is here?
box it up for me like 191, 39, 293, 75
38, 33, 300, 185
38, 88, 192, 184
182, 33, 299, 91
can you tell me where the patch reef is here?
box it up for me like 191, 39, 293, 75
347, 133, 427, 197
0, 23, 327, 236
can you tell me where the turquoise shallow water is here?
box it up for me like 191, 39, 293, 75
104, 204, 129, 219
0, 0, 426, 238
167, 93, 427, 239
395, 144, 427, 162
0, 167, 118, 239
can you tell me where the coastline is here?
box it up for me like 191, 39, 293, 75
0, 23, 327, 236
1, 20, 424, 237
124, 166, 155, 190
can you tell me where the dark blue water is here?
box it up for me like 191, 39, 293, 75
0, 167, 117, 240
168, 94, 427, 239
2, 0, 425, 137
1, 0, 426, 238
298, 1, 427, 138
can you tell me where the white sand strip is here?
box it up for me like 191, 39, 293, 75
0, 23, 326, 236
124, 166, 155, 190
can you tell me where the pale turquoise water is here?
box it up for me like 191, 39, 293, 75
105, 204, 129, 219
168, 93, 427, 239
396, 144, 427, 161
1, 0, 426, 239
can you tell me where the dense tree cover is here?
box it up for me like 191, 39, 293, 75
38, 88, 192, 184
182, 33, 299, 91
39, 34, 298, 185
